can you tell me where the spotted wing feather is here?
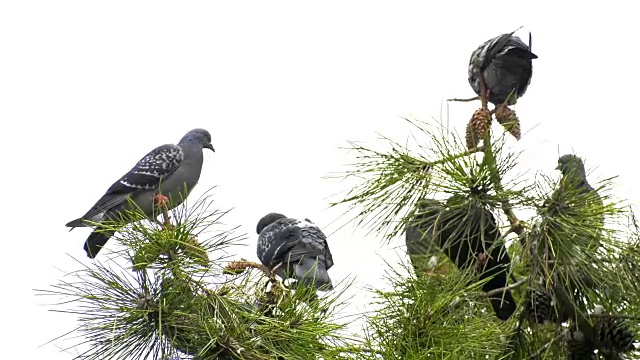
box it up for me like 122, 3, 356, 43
257, 218, 303, 267
289, 222, 333, 270
67, 144, 184, 227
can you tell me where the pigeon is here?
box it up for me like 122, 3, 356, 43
405, 198, 443, 272
412, 196, 516, 321
554, 154, 604, 232
468, 31, 538, 106
556, 154, 597, 195
256, 213, 334, 291
66, 128, 215, 258
553, 154, 603, 301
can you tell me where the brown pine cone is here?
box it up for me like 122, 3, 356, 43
465, 108, 492, 150
471, 108, 492, 137
495, 105, 521, 140
465, 120, 479, 150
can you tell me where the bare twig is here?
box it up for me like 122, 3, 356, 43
478, 72, 488, 110
481, 277, 528, 299
447, 96, 480, 103
271, 262, 284, 278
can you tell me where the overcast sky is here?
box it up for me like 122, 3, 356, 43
1, 1, 638, 359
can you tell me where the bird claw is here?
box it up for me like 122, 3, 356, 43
153, 194, 169, 207
474, 252, 489, 273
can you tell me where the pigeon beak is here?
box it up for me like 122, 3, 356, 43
555, 164, 561, 170
205, 144, 215, 152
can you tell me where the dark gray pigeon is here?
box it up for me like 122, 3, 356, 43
556, 154, 595, 193
410, 196, 516, 321
537, 154, 604, 317
555, 154, 604, 228
468, 31, 538, 106
256, 213, 334, 291
66, 128, 215, 258
405, 198, 443, 272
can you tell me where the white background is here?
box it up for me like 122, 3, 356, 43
1, 1, 638, 358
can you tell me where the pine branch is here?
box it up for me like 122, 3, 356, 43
480, 277, 528, 299
39, 194, 357, 360
447, 96, 480, 102
423, 144, 485, 171
472, 71, 524, 237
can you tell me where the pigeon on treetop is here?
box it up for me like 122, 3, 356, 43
410, 196, 516, 321
468, 30, 538, 106
66, 128, 215, 258
554, 154, 604, 229
256, 213, 334, 291
556, 154, 596, 193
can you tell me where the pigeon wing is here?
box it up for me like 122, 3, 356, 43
257, 218, 303, 267
66, 144, 184, 227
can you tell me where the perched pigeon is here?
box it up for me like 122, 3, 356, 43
256, 213, 334, 291
412, 196, 516, 321
468, 31, 538, 106
405, 198, 443, 272
554, 154, 603, 297
556, 154, 596, 195
66, 128, 215, 258
554, 154, 604, 231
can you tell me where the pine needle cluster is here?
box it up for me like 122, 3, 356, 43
333, 113, 640, 359
38, 191, 358, 360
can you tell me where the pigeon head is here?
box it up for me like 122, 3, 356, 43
179, 128, 215, 152
556, 154, 586, 177
256, 212, 287, 234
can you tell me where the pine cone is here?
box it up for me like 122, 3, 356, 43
596, 316, 636, 353
495, 105, 521, 140
465, 108, 492, 150
471, 108, 492, 138
524, 288, 552, 324
566, 330, 596, 360
465, 120, 480, 150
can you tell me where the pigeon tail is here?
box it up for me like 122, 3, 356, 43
483, 271, 516, 321
293, 258, 333, 291
84, 227, 116, 258
508, 46, 538, 60
487, 290, 516, 321
66, 217, 90, 228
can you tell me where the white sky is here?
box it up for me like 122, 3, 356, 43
1, 1, 638, 359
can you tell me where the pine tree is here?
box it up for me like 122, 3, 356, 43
40, 92, 640, 360
38, 191, 363, 359
331, 90, 640, 358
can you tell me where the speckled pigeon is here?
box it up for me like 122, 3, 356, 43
410, 196, 516, 321
256, 213, 334, 291
468, 31, 538, 106
66, 128, 215, 258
